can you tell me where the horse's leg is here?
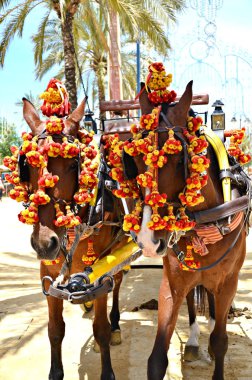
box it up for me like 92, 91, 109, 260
147, 272, 186, 380
47, 296, 65, 380
93, 295, 115, 380
209, 275, 239, 380
207, 289, 215, 345
110, 271, 123, 345
184, 288, 201, 361
93, 271, 123, 353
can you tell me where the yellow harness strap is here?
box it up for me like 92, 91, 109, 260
89, 138, 101, 207
203, 127, 231, 202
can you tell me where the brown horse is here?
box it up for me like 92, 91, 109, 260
22, 98, 127, 380
130, 81, 251, 379
20, 95, 210, 380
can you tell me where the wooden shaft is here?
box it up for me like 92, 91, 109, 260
100, 94, 209, 112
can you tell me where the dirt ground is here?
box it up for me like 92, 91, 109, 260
0, 197, 251, 380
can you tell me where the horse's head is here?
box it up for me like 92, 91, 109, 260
22, 98, 86, 260
135, 81, 193, 257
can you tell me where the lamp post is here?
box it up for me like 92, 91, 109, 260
211, 99, 226, 140
211, 100, 225, 130
84, 110, 97, 134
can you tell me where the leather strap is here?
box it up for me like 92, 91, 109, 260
187, 195, 250, 224
47, 277, 114, 304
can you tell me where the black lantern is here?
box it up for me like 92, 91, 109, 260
84, 109, 97, 133
211, 100, 225, 131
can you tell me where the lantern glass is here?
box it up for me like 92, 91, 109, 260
211, 100, 225, 131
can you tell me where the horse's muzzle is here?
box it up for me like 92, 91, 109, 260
30, 226, 61, 260
138, 237, 167, 258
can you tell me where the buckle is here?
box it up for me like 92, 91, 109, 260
177, 250, 185, 262
220, 225, 231, 235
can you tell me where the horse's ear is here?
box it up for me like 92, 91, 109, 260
65, 98, 87, 136
139, 82, 153, 115
23, 98, 42, 134
175, 80, 193, 117
68, 98, 86, 124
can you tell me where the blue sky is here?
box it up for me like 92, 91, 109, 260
0, 0, 252, 129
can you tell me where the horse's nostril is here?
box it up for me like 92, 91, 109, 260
138, 242, 144, 249
156, 238, 167, 256
48, 236, 59, 252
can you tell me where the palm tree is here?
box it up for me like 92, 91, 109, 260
0, 0, 185, 109
106, 0, 185, 99
0, 0, 80, 108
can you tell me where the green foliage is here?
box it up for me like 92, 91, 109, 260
0, 118, 22, 162
0, 0, 186, 112
15, 91, 42, 114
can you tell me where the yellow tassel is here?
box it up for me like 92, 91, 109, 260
82, 239, 98, 265
42, 258, 60, 266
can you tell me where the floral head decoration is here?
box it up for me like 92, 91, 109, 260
40, 78, 71, 117
4, 80, 99, 228
104, 62, 211, 270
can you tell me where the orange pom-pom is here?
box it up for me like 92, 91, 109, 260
60, 138, 80, 158
30, 189, 50, 205
18, 203, 39, 224
5, 171, 20, 185
38, 172, 59, 188
9, 185, 29, 202
163, 129, 182, 154
145, 191, 167, 207
147, 212, 167, 230
123, 201, 142, 233
45, 117, 65, 134
74, 189, 94, 204
175, 208, 196, 231
26, 151, 46, 168
3, 155, 18, 171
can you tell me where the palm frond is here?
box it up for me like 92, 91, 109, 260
32, 11, 51, 65
143, 0, 185, 24
35, 48, 64, 79
0, 0, 45, 66
0, 0, 11, 8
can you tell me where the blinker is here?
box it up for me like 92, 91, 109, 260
18, 154, 30, 182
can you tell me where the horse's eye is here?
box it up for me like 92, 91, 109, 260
69, 160, 78, 170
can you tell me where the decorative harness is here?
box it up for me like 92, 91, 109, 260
159, 110, 251, 271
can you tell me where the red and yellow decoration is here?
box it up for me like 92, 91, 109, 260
40, 78, 71, 117
179, 243, 200, 271
178, 117, 209, 208
163, 129, 182, 155
140, 107, 160, 131
42, 258, 60, 266
45, 117, 65, 134
4, 79, 99, 232
123, 201, 142, 233
18, 202, 39, 224
101, 134, 140, 200
54, 204, 81, 228
145, 62, 177, 105
82, 238, 99, 265
225, 128, 251, 165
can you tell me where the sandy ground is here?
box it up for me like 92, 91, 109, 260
0, 196, 251, 380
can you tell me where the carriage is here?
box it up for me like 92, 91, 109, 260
3, 63, 252, 380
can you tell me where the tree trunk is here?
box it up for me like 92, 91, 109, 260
61, 12, 78, 110
107, 9, 122, 101
96, 66, 107, 120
